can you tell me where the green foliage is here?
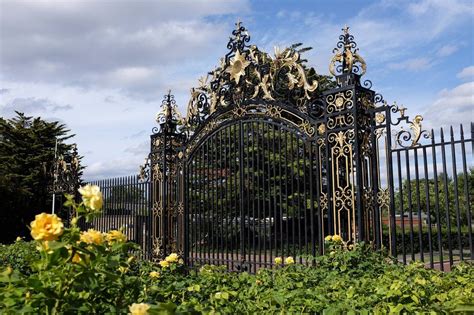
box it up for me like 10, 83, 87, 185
138, 246, 473, 314
394, 168, 474, 226
105, 185, 148, 215
1, 224, 473, 314
0, 239, 39, 275
0, 112, 83, 242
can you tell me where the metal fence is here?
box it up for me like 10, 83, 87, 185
80, 175, 153, 259
84, 23, 473, 271
387, 124, 473, 270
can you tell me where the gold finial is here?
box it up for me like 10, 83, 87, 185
329, 25, 367, 77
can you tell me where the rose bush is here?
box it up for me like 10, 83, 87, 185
1, 191, 473, 314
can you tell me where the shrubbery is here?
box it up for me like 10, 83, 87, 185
0, 239, 39, 275
1, 185, 473, 314
382, 226, 471, 254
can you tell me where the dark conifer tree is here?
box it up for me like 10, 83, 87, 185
0, 112, 83, 242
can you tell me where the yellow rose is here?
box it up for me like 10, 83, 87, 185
159, 260, 170, 268
78, 184, 100, 199
274, 257, 282, 265
149, 271, 160, 278
88, 195, 103, 211
30, 213, 64, 241
332, 235, 343, 243
285, 256, 295, 265
78, 184, 103, 212
325, 235, 333, 242
106, 230, 127, 244
165, 253, 179, 263
129, 303, 150, 315
80, 229, 103, 245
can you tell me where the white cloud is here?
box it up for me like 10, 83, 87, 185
85, 158, 143, 180
1, 97, 73, 116
437, 44, 458, 57
457, 66, 474, 80
106, 67, 155, 85
423, 81, 474, 129
406, 0, 472, 37
0, 0, 250, 99
124, 141, 149, 156
388, 58, 432, 72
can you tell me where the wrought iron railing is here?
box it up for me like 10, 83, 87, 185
80, 175, 153, 260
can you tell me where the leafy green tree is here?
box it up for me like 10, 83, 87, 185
394, 168, 474, 226
104, 185, 148, 214
0, 112, 82, 242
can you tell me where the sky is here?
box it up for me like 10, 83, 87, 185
0, 0, 473, 181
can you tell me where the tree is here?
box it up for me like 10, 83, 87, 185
0, 112, 82, 242
394, 168, 474, 226
104, 185, 148, 214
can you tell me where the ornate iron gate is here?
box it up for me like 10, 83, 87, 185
139, 23, 473, 270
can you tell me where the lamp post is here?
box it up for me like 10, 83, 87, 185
52, 138, 58, 214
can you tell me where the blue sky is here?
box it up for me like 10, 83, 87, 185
0, 0, 472, 180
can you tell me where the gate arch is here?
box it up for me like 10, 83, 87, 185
183, 102, 324, 271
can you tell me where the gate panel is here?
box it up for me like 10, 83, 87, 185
185, 119, 320, 271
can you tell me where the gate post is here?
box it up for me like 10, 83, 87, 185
148, 91, 186, 260
322, 26, 380, 243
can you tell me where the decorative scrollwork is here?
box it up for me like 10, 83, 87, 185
376, 189, 390, 209
267, 105, 282, 119
156, 91, 185, 127
326, 90, 353, 114
299, 120, 316, 137
375, 113, 385, 124
374, 93, 384, 105
328, 129, 356, 241
184, 21, 320, 131
329, 25, 366, 77
388, 101, 430, 148
318, 124, 326, 135
50, 143, 81, 194
138, 156, 150, 182
362, 79, 373, 89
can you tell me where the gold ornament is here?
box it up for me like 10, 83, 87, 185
226, 50, 251, 84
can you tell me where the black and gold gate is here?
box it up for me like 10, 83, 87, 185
140, 23, 473, 270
